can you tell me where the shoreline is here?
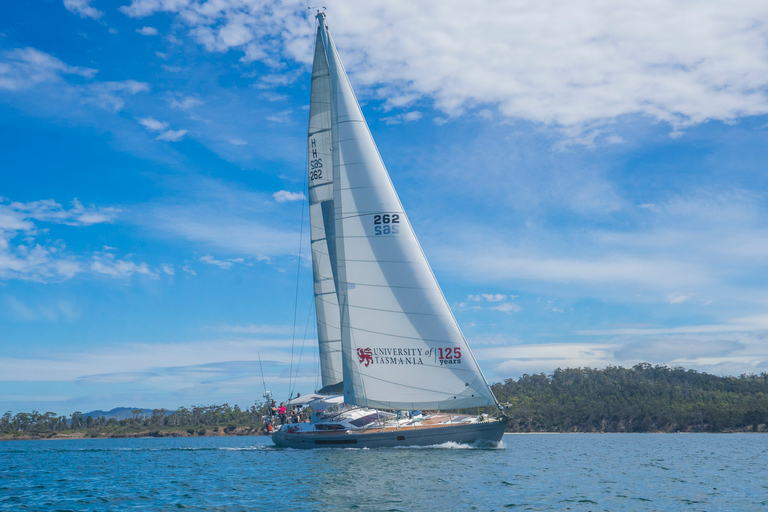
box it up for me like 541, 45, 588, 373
4, 429, 765, 441
0, 427, 271, 442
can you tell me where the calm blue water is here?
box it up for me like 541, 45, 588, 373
1, 434, 766, 511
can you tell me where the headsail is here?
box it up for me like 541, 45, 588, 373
308, 24, 343, 389
317, 14, 497, 411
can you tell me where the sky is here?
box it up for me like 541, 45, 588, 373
2, 0, 768, 415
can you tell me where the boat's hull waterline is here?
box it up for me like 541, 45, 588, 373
272, 418, 506, 449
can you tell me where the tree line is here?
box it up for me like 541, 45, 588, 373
4, 364, 768, 436
491, 363, 768, 432
1, 403, 269, 437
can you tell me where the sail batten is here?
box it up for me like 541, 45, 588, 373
314, 14, 496, 411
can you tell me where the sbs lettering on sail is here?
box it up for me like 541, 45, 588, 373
319, 19, 495, 411
308, 25, 342, 388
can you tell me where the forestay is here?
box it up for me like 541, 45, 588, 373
317, 14, 496, 411
308, 25, 343, 388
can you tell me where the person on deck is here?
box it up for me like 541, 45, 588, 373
278, 403, 287, 425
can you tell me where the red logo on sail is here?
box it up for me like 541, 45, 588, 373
357, 348, 373, 367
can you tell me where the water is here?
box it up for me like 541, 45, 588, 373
1, 434, 766, 511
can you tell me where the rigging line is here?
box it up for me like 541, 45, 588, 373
288, 11, 319, 400
289, 298, 315, 399
314, 309, 320, 392
287, 107, 310, 404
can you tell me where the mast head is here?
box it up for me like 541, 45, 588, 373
309, 6, 326, 22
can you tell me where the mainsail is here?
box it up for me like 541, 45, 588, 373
315, 14, 496, 411
308, 25, 343, 389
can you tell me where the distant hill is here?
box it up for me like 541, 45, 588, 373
492, 363, 768, 432
83, 408, 155, 420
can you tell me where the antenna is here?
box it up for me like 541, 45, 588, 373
257, 352, 270, 402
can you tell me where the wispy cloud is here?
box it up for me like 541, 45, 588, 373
458, 293, 519, 313
136, 26, 158, 36
273, 190, 304, 203
266, 109, 293, 124
117, 0, 768, 134
156, 129, 187, 142
91, 253, 156, 279
84, 80, 150, 111
382, 111, 423, 125
63, 0, 103, 20
145, 190, 299, 258
199, 255, 244, 269
207, 323, 293, 335
0, 47, 96, 91
169, 96, 203, 110
138, 117, 169, 131
3, 295, 81, 322
0, 197, 158, 283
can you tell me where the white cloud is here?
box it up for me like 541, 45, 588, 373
85, 80, 150, 111
459, 293, 518, 312
199, 254, 244, 269
578, 314, 768, 337
473, 331, 768, 382
491, 302, 521, 313
144, 186, 299, 259
3, 296, 81, 322
138, 117, 169, 131
0, 48, 149, 114
208, 323, 293, 335
169, 96, 203, 110
0, 198, 121, 282
63, 0, 103, 20
382, 111, 423, 125
0, 47, 96, 91
0, 338, 296, 383
229, 138, 248, 146
136, 26, 159, 36
156, 129, 187, 141
161, 264, 175, 275
116, 0, 768, 133
273, 190, 304, 203
666, 292, 691, 304
91, 253, 156, 279
266, 109, 294, 124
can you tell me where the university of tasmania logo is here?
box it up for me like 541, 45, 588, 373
357, 348, 373, 367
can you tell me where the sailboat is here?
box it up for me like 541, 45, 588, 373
271, 12, 506, 449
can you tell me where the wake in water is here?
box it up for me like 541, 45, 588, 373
394, 438, 506, 450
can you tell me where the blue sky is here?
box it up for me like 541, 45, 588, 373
2, 0, 768, 415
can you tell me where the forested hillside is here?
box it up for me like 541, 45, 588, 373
492, 363, 768, 432
3, 364, 768, 439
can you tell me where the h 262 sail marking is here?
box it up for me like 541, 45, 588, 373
309, 158, 323, 180
309, 137, 323, 181
373, 213, 399, 236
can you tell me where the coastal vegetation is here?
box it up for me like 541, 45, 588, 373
3, 364, 768, 439
0, 403, 269, 440
492, 363, 768, 432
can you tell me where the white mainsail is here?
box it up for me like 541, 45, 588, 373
308, 25, 343, 388
316, 14, 497, 411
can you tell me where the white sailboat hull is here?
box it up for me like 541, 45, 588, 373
271, 417, 506, 449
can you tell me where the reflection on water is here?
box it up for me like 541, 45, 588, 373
2, 434, 767, 511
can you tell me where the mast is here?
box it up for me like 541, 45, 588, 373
317, 13, 497, 411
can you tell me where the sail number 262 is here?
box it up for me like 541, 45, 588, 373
309, 158, 323, 180
373, 214, 399, 236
